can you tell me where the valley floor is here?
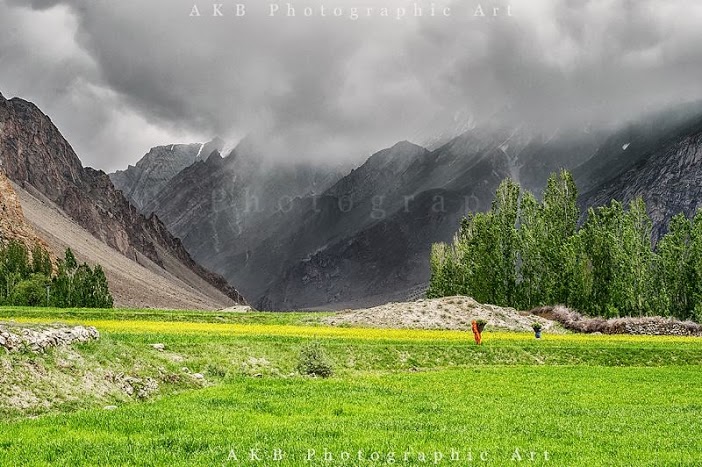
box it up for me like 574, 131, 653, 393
1, 307, 701, 465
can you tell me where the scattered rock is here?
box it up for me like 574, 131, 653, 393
103, 405, 118, 411
246, 356, 270, 366
166, 353, 184, 362
219, 305, 253, 313
191, 373, 205, 380
150, 343, 166, 351
0, 323, 99, 353
105, 372, 159, 399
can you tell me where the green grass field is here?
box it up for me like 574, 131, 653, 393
2, 307, 702, 466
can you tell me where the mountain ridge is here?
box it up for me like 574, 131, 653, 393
0, 92, 246, 307
109, 103, 702, 310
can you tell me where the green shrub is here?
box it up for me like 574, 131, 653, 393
9, 274, 49, 306
693, 304, 702, 324
0, 242, 113, 308
297, 341, 333, 378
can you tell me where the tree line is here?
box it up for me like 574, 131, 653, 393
0, 241, 113, 308
427, 170, 702, 321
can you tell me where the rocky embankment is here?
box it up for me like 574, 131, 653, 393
0, 323, 99, 353
531, 306, 702, 336
323, 296, 563, 333
323, 297, 702, 336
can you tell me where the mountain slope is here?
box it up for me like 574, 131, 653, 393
15, 181, 235, 309
0, 170, 51, 256
579, 107, 702, 239
256, 135, 514, 309
139, 140, 348, 299
124, 125, 603, 310
110, 138, 224, 211
0, 91, 245, 308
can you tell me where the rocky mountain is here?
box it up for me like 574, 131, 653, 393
136, 139, 349, 299
110, 138, 224, 211
0, 169, 51, 257
108, 100, 702, 310
0, 91, 246, 308
258, 127, 602, 310
578, 104, 702, 240
129, 124, 603, 310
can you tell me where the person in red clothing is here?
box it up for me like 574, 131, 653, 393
471, 320, 482, 345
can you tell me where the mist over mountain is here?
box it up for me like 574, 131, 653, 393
2, 1, 702, 171
109, 120, 592, 309
108, 101, 702, 310
578, 103, 702, 241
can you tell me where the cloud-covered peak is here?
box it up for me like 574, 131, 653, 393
1, 0, 701, 171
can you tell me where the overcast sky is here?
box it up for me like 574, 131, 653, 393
1, 0, 701, 171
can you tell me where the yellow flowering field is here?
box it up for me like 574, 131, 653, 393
8, 316, 701, 346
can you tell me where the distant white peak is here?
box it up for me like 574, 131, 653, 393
196, 143, 205, 158
622, 143, 630, 150
170, 144, 175, 151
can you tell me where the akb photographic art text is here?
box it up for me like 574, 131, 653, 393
226, 447, 550, 463
188, 2, 514, 20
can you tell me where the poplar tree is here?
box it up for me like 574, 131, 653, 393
491, 179, 520, 306
516, 191, 544, 309
540, 170, 580, 304
427, 243, 451, 299
427, 170, 702, 321
656, 213, 691, 318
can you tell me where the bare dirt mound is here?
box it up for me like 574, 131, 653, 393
323, 296, 564, 333
532, 305, 702, 336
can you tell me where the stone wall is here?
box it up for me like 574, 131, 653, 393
531, 305, 702, 336
0, 323, 99, 353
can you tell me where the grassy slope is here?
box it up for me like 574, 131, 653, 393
2, 307, 702, 465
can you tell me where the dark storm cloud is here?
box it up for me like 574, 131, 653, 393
408, 0, 702, 129
0, 0, 701, 171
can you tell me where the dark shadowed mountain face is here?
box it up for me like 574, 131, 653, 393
577, 105, 702, 241
109, 102, 702, 310
0, 92, 246, 305
132, 125, 605, 310
110, 138, 224, 211
135, 140, 350, 300
257, 128, 603, 310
